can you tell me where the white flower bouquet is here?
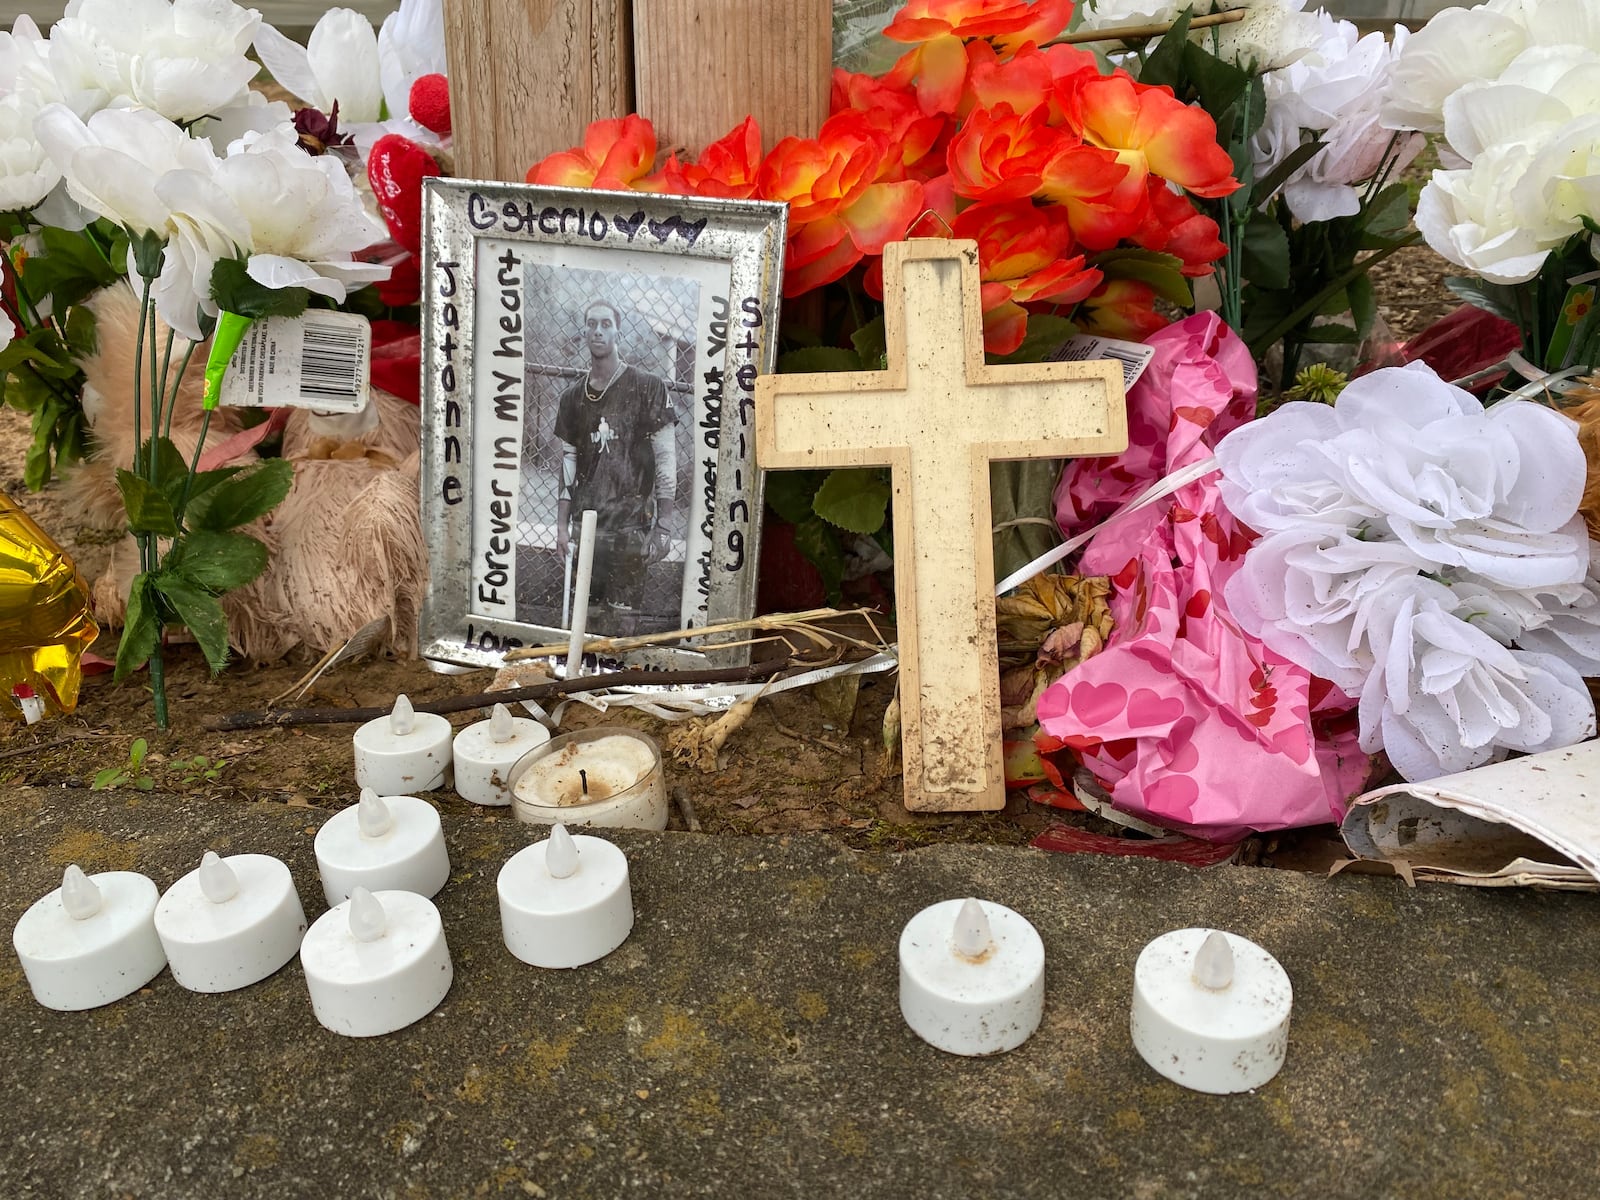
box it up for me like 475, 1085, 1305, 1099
1216, 361, 1600, 781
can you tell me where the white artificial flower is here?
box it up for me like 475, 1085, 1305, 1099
0, 306, 13, 353
1380, 4, 1528, 133
1357, 575, 1596, 780
49, 0, 259, 124
1518, 0, 1600, 56
194, 90, 294, 149
210, 125, 387, 299
1440, 46, 1600, 164
1413, 136, 1584, 284
34, 102, 217, 235
1223, 525, 1433, 694
1073, 0, 1183, 29
254, 8, 383, 125
1206, 0, 1321, 72
1252, 18, 1424, 222
0, 89, 59, 210
377, 0, 446, 137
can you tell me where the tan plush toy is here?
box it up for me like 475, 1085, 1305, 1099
70, 284, 426, 663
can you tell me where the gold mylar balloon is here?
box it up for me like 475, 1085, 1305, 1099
0, 492, 98, 719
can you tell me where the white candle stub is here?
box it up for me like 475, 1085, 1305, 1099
899, 897, 1044, 1056
452, 702, 551, 807
314, 790, 451, 906
1130, 927, 1293, 1094
154, 851, 307, 993
300, 887, 453, 1037
353, 693, 454, 795
497, 823, 634, 969
12, 865, 166, 1011
510, 728, 668, 831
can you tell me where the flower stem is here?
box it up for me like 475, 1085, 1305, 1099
162, 338, 199, 444
176, 408, 213, 526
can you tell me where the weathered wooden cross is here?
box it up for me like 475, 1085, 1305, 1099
756, 240, 1129, 812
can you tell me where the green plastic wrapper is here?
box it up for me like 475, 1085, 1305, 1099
0, 492, 98, 719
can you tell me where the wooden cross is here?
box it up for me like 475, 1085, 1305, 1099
756, 240, 1128, 813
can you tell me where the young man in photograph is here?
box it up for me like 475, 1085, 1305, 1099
553, 299, 678, 626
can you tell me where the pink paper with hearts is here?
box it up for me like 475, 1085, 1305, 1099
1037, 314, 1368, 841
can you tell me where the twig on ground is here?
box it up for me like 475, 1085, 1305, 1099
767, 715, 855, 760
205, 656, 800, 731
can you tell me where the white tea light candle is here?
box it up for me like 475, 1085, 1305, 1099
154, 852, 307, 993
299, 887, 453, 1037
314, 788, 451, 906
1130, 928, 1293, 1094
899, 897, 1045, 1056
497, 823, 634, 968
510, 727, 668, 831
453, 702, 551, 806
12, 865, 166, 1011
353, 694, 453, 794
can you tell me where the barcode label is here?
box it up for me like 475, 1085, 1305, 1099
220, 312, 372, 413
1047, 334, 1156, 391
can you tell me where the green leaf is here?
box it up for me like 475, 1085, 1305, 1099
776, 345, 863, 374
167, 529, 270, 593
763, 469, 827, 526
63, 306, 98, 358
209, 257, 310, 320
114, 574, 159, 682
1359, 182, 1412, 246
20, 226, 123, 310
1253, 139, 1326, 205
1348, 274, 1378, 343
1092, 249, 1194, 306
1137, 7, 1192, 90
1241, 210, 1291, 291
188, 459, 294, 531
850, 316, 887, 369
1445, 276, 1522, 325
791, 515, 845, 605
129, 738, 148, 769
990, 314, 1078, 365
115, 468, 179, 536
153, 573, 232, 674
139, 437, 190, 505
1183, 41, 1254, 128
1301, 322, 1362, 345
812, 468, 891, 536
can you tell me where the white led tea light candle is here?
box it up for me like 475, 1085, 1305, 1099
497, 823, 634, 968
299, 886, 453, 1037
153, 852, 307, 993
1130, 928, 1293, 1094
353, 694, 453, 794
12, 865, 166, 1011
314, 788, 451, 906
510, 727, 668, 831
898, 897, 1045, 1056
453, 702, 551, 806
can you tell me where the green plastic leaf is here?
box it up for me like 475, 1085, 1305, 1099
140, 437, 189, 504
188, 458, 294, 531
777, 345, 863, 374
153, 573, 232, 674
990, 313, 1078, 365
1348, 274, 1378, 343
64, 306, 98, 358
1301, 322, 1363, 345
1093, 249, 1194, 306
209, 257, 311, 320
1359, 182, 1412, 246
115, 468, 179, 536
1137, 7, 1192, 89
763, 469, 827, 526
1444, 276, 1521, 325
1183, 42, 1254, 130
114, 574, 159, 682
1253, 139, 1326, 205
20, 226, 123, 310
167, 530, 270, 593
812, 468, 891, 536
1241, 210, 1291, 291
850, 316, 887, 369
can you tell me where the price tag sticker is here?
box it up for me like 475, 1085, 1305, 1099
1048, 334, 1157, 392
220, 311, 372, 413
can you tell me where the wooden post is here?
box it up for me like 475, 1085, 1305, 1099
632, 0, 832, 154
442, 0, 633, 183
755, 241, 1128, 814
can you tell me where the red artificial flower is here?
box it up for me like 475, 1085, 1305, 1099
649, 115, 764, 199
966, 39, 1099, 122
1064, 73, 1241, 205
527, 114, 657, 190
1076, 278, 1167, 341
758, 113, 924, 296
949, 102, 1072, 202
1132, 179, 1228, 277
955, 200, 1102, 354
829, 71, 949, 181
882, 0, 1075, 115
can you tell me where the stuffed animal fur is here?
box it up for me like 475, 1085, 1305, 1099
72, 284, 426, 662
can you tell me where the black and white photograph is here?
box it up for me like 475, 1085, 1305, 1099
418, 180, 787, 669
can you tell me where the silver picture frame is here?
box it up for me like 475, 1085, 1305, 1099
418, 178, 788, 670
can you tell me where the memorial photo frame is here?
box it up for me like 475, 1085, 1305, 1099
418, 179, 787, 670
